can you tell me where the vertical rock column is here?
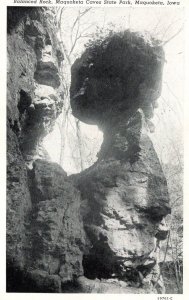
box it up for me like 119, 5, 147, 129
7, 7, 66, 292
71, 31, 171, 293
26, 159, 85, 292
7, 8, 86, 292
7, 7, 64, 166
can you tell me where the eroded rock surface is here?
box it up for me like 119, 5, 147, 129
7, 7, 64, 165
7, 8, 85, 292
70, 31, 164, 126
7, 10, 171, 293
71, 31, 171, 293
23, 160, 85, 292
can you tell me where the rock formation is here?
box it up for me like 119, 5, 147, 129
7, 7, 64, 165
70, 31, 171, 293
7, 7, 171, 293
7, 7, 84, 292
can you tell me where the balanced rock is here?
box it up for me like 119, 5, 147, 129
71, 31, 170, 293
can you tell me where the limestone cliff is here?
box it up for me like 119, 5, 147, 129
7, 7, 84, 292
7, 7, 64, 164
7, 8, 171, 293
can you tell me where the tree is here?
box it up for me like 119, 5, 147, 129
43, 7, 184, 293
54, 7, 98, 170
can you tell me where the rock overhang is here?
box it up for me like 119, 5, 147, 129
7, 7, 64, 163
7, 7, 173, 293
70, 30, 165, 127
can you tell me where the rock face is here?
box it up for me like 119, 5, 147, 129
24, 160, 85, 292
71, 31, 171, 293
70, 31, 164, 126
28, 160, 85, 282
7, 9, 171, 293
7, 8, 85, 292
7, 7, 64, 165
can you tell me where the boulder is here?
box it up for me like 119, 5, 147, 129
70, 30, 164, 126
71, 31, 170, 293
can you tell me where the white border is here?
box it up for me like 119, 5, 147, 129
1, 1, 189, 299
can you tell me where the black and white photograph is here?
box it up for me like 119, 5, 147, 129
1, 1, 188, 295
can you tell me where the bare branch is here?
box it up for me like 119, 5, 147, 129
160, 95, 183, 128
163, 81, 183, 112
161, 18, 182, 41
80, 8, 92, 18
152, 17, 162, 34
161, 24, 184, 46
60, 41, 72, 65
69, 15, 81, 56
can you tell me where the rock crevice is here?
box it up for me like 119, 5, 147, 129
7, 7, 87, 292
7, 7, 64, 165
7, 8, 170, 293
